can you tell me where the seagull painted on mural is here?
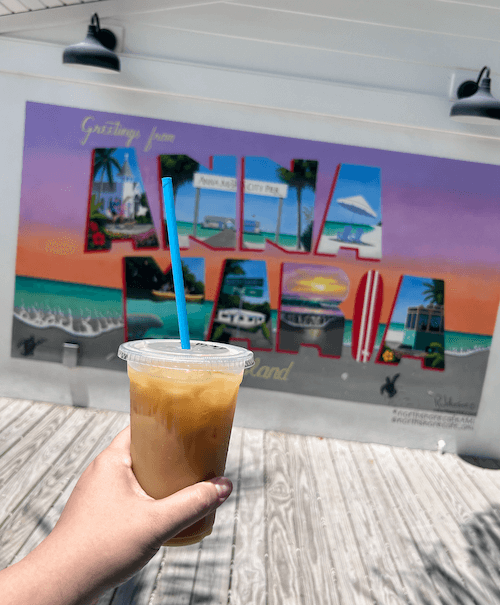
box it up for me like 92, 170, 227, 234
380, 374, 400, 398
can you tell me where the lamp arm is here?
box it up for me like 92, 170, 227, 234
476, 66, 489, 84
91, 13, 101, 32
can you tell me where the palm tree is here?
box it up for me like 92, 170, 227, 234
94, 149, 121, 209
277, 160, 317, 250
422, 279, 444, 306
160, 155, 200, 203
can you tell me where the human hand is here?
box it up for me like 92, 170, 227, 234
3, 426, 232, 605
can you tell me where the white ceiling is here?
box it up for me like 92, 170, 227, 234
1, 0, 500, 98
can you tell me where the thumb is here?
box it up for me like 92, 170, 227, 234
153, 477, 233, 542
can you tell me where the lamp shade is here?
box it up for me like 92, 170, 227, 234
450, 76, 500, 124
63, 23, 120, 73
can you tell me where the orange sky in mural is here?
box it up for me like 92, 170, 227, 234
16, 226, 499, 335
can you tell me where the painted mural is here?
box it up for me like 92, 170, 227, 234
13, 101, 500, 417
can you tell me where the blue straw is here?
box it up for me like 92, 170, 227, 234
162, 177, 190, 350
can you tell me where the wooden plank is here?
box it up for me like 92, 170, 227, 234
0, 398, 34, 435
0, 401, 54, 458
20, 0, 46, 9
456, 456, 500, 502
237, 0, 500, 39
0, 408, 113, 567
286, 433, 339, 605
230, 428, 266, 605
1, 0, 28, 12
10, 411, 130, 567
0, 397, 16, 413
265, 431, 302, 605
39, 0, 65, 7
460, 458, 500, 497
305, 436, 373, 605
351, 442, 443, 604
187, 426, 242, 604
151, 543, 200, 605
151, 427, 243, 604
391, 446, 492, 603
414, 450, 500, 599
109, 550, 163, 605
329, 439, 404, 605
0, 405, 75, 523
0, 406, 91, 537
369, 443, 462, 604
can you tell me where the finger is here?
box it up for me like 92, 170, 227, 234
153, 477, 233, 539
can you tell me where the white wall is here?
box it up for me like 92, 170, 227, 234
1, 35, 499, 457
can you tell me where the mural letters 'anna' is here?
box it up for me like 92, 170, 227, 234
159, 155, 238, 250
242, 157, 318, 253
316, 164, 382, 260
86, 148, 159, 251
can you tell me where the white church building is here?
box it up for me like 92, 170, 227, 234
93, 153, 143, 221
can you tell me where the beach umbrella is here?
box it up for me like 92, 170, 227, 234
337, 195, 377, 218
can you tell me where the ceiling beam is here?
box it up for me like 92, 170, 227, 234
0, 0, 223, 33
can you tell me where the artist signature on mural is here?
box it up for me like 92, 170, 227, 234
433, 394, 475, 412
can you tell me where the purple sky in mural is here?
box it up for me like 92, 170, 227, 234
19, 101, 500, 267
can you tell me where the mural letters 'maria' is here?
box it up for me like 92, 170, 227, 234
351, 270, 384, 363
377, 275, 445, 370
86, 148, 159, 251
124, 256, 207, 341
209, 259, 273, 351
278, 263, 349, 357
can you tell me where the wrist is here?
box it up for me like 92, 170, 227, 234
1, 532, 107, 605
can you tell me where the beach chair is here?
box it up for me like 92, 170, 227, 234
350, 227, 365, 243
337, 225, 352, 241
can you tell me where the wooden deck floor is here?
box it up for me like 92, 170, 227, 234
1, 397, 500, 604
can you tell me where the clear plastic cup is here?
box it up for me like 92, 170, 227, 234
118, 339, 254, 546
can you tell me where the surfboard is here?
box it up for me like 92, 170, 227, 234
351, 270, 383, 362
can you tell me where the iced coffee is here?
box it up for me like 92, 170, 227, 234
118, 339, 254, 546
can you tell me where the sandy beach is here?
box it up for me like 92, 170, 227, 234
242, 344, 488, 415
11, 315, 489, 416
12, 317, 126, 371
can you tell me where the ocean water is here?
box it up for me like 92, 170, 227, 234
176, 220, 300, 248
243, 232, 298, 248
126, 298, 212, 340
14, 276, 123, 318
14, 277, 492, 353
322, 221, 374, 237
176, 221, 226, 240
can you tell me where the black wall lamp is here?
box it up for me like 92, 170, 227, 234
63, 13, 120, 73
450, 66, 500, 124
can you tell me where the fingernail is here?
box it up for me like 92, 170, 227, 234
211, 477, 232, 500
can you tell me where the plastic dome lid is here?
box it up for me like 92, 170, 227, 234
118, 339, 254, 371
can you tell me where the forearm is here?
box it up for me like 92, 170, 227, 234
0, 533, 105, 605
